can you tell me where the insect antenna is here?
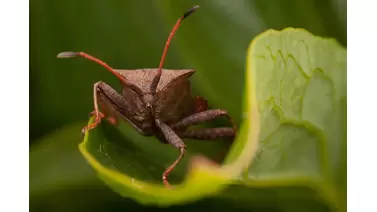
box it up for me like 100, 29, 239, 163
150, 5, 200, 94
57, 51, 143, 95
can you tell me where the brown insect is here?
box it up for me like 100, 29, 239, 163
57, 5, 236, 188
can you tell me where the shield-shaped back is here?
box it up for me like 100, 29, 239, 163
117, 69, 195, 93
117, 68, 196, 124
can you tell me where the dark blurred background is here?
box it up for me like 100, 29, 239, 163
30, 0, 346, 211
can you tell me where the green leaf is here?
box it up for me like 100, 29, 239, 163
78, 107, 259, 206
30, 123, 253, 212
79, 28, 346, 210
225, 28, 347, 211
30, 122, 100, 196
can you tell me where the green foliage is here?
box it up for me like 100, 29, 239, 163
30, 0, 346, 140
30, 122, 97, 195
30, 0, 346, 211
78, 28, 346, 210
239, 28, 346, 212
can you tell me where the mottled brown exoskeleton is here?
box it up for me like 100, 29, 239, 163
57, 5, 236, 188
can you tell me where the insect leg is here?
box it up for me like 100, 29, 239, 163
88, 110, 117, 125
81, 81, 106, 135
180, 127, 235, 163
180, 127, 235, 140
155, 119, 186, 189
81, 81, 146, 136
171, 109, 237, 135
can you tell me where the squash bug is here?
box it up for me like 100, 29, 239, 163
57, 5, 236, 188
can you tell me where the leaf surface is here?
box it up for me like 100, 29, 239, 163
79, 28, 346, 211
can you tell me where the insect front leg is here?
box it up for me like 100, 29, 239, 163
171, 109, 237, 135
88, 110, 117, 125
155, 119, 186, 189
81, 81, 145, 136
81, 81, 106, 135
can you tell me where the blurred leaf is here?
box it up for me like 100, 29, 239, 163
30, 0, 346, 140
29, 122, 131, 212
30, 122, 100, 196
78, 28, 346, 211
30, 0, 176, 139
